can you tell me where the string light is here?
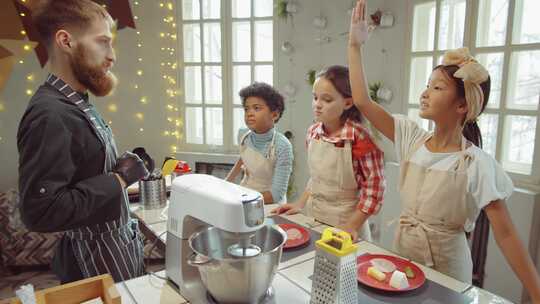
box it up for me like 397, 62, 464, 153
157, 1, 182, 152
97, 1, 181, 153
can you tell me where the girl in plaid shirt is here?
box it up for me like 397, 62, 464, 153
272, 65, 385, 241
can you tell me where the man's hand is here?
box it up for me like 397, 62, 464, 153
113, 151, 149, 187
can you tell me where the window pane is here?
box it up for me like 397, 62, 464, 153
186, 107, 203, 144
502, 115, 536, 174
233, 21, 251, 62
409, 56, 433, 104
202, 0, 220, 19
254, 0, 273, 17
254, 65, 273, 86
476, 52, 504, 108
185, 66, 202, 104
233, 108, 247, 145
203, 23, 221, 62
512, 0, 540, 44
206, 108, 223, 145
204, 66, 222, 105
183, 24, 201, 62
478, 114, 498, 157
507, 50, 540, 110
233, 65, 251, 105
254, 20, 273, 62
182, 0, 200, 20
408, 108, 431, 131
476, 0, 509, 47
412, 1, 436, 52
232, 0, 251, 18
438, 0, 466, 50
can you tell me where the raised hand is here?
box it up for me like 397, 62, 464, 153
349, 0, 372, 47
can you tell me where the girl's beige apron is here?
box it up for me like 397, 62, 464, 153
305, 138, 371, 241
239, 130, 286, 204
395, 135, 473, 282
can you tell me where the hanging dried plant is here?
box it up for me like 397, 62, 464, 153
369, 81, 382, 103
306, 69, 317, 86
276, 0, 288, 19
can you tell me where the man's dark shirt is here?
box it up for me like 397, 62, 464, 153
17, 83, 123, 282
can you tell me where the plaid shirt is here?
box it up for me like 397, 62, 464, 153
306, 119, 386, 215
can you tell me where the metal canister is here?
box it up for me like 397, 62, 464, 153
139, 178, 167, 209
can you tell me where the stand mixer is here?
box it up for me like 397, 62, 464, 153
166, 174, 277, 304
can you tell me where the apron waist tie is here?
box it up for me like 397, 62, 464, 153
397, 214, 463, 268
398, 215, 435, 267
66, 219, 138, 242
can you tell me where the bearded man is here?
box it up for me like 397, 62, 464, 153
17, 0, 148, 283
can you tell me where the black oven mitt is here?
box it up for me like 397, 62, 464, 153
113, 151, 150, 186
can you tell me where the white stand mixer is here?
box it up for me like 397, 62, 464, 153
165, 174, 266, 303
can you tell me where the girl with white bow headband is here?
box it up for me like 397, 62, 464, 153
347, 0, 540, 300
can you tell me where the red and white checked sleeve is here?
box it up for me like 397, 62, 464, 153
354, 148, 386, 215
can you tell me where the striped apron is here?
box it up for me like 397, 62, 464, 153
46, 74, 145, 282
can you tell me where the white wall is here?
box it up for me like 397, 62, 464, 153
274, 0, 404, 199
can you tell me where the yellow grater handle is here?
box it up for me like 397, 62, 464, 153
315, 228, 357, 257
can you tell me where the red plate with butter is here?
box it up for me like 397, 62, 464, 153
357, 254, 425, 292
278, 223, 310, 249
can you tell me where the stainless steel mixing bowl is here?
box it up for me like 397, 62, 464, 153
188, 225, 286, 303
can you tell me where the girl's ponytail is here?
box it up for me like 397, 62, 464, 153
463, 120, 483, 148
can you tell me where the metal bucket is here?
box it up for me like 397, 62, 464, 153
139, 178, 166, 209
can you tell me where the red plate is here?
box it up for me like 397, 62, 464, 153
357, 254, 426, 292
278, 223, 310, 249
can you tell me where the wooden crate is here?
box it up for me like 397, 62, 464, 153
0, 274, 121, 304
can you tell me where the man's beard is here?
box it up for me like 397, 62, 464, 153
70, 44, 117, 97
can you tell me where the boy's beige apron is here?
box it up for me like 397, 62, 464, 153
239, 130, 286, 204
395, 135, 473, 283
305, 138, 371, 241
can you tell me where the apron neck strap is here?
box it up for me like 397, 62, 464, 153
45, 73, 118, 172
46, 74, 89, 109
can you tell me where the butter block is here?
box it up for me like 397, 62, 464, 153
367, 266, 386, 281
389, 270, 409, 289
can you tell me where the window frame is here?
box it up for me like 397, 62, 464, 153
404, 0, 540, 190
178, 0, 276, 154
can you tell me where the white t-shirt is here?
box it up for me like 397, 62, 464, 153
393, 115, 514, 231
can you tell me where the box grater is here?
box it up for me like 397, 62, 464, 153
310, 228, 358, 304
